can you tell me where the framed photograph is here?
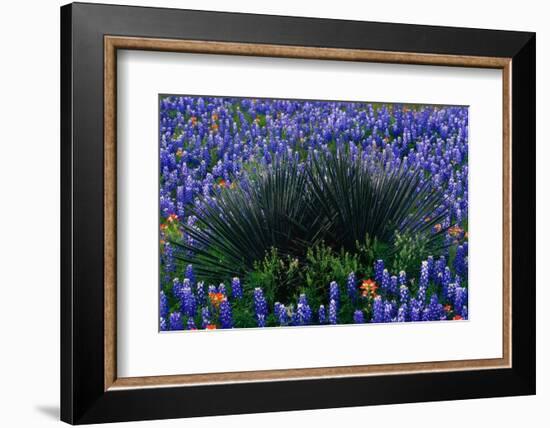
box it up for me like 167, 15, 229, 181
60, 2, 535, 424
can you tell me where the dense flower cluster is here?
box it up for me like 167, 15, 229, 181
159, 96, 468, 331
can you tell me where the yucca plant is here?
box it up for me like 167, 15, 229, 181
172, 158, 324, 283
306, 150, 448, 256
173, 149, 449, 286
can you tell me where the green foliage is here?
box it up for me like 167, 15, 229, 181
391, 232, 430, 276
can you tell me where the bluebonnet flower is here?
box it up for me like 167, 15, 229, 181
329, 281, 340, 309
454, 286, 468, 317
353, 310, 365, 324
397, 304, 408, 322
169, 312, 183, 330
398, 271, 407, 287
383, 301, 394, 322
231, 277, 243, 300
441, 267, 452, 300
160, 317, 168, 331
389, 275, 398, 295
296, 294, 312, 325
162, 243, 175, 279
201, 306, 211, 329
399, 284, 410, 304
346, 272, 357, 301
185, 264, 195, 285
423, 294, 443, 321
274, 302, 288, 326
419, 261, 430, 288
187, 317, 197, 330
372, 296, 385, 323
160, 290, 169, 318
381, 269, 390, 291
374, 260, 385, 284
196, 281, 205, 305
454, 245, 468, 277
181, 279, 196, 317
427, 255, 435, 280
318, 305, 326, 324
219, 299, 233, 328
253, 288, 268, 327
410, 298, 423, 322
218, 283, 227, 297
446, 282, 456, 301
328, 299, 338, 324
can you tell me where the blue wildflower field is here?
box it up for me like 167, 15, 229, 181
159, 96, 468, 331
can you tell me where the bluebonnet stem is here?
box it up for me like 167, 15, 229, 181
318, 305, 326, 324
253, 288, 268, 327
185, 264, 195, 285
296, 294, 312, 325
383, 301, 394, 322
454, 245, 468, 277
390, 275, 398, 295
419, 261, 430, 288
201, 306, 211, 329
397, 304, 408, 322
172, 278, 184, 301
196, 281, 205, 305
275, 302, 288, 326
231, 277, 243, 300
454, 286, 468, 317
374, 260, 385, 284
160, 290, 169, 318
427, 255, 434, 280
372, 296, 384, 323
181, 278, 196, 317
346, 272, 357, 301
353, 310, 365, 324
441, 267, 452, 300
399, 284, 410, 304
381, 269, 390, 292
328, 299, 338, 324
410, 298, 423, 322
329, 281, 340, 309
219, 299, 233, 329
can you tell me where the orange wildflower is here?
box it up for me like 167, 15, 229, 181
453, 314, 463, 320
209, 292, 225, 308
218, 179, 227, 188
434, 223, 442, 232
448, 225, 464, 238
167, 214, 178, 223
360, 279, 378, 297
211, 113, 218, 121
444, 304, 452, 312
190, 116, 197, 125
211, 123, 218, 132
206, 324, 217, 330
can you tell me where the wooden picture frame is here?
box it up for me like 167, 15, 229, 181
61, 2, 535, 424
